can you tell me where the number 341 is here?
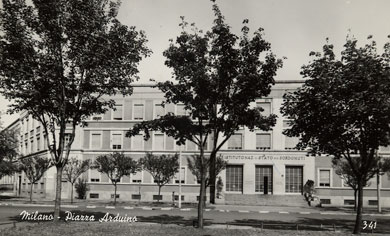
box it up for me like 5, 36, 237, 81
363, 221, 377, 230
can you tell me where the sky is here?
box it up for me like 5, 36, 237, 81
1, 0, 390, 127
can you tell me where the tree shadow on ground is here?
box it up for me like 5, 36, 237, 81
232, 217, 389, 234
138, 214, 213, 227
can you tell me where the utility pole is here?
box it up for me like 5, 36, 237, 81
375, 149, 381, 213
377, 169, 381, 213
178, 147, 182, 209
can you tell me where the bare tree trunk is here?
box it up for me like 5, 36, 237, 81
377, 172, 381, 213
158, 185, 162, 203
54, 166, 63, 221
354, 189, 357, 212
197, 147, 206, 229
353, 180, 364, 234
114, 183, 117, 206
71, 183, 74, 204
209, 151, 216, 204
29, 182, 33, 203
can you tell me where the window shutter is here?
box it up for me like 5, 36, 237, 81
257, 102, 271, 116
256, 134, 271, 149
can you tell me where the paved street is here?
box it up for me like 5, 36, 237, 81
0, 204, 389, 233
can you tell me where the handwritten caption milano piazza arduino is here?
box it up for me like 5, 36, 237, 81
222, 154, 306, 161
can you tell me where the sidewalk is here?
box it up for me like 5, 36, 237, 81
1, 196, 390, 216
213, 204, 390, 216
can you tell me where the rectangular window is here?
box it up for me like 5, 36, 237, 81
256, 134, 271, 150
91, 114, 103, 121
368, 200, 378, 205
255, 166, 273, 193
154, 134, 164, 150
64, 134, 71, 148
91, 133, 102, 149
174, 167, 185, 184
319, 170, 330, 187
132, 194, 141, 200
228, 134, 242, 150
174, 195, 185, 201
226, 165, 243, 192
113, 104, 123, 120
176, 104, 186, 116
283, 120, 292, 128
285, 166, 303, 193
285, 136, 299, 150
367, 176, 377, 188
111, 194, 120, 199
90, 193, 99, 199
186, 140, 197, 151
155, 104, 164, 118
30, 139, 34, 153
344, 199, 355, 205
134, 104, 144, 120
36, 136, 40, 151
131, 171, 142, 183
90, 169, 100, 182
112, 133, 122, 149
320, 199, 331, 204
43, 134, 47, 150
133, 135, 144, 150
256, 102, 271, 116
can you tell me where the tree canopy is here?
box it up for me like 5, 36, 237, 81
281, 36, 390, 234
0, 124, 18, 178
94, 152, 140, 205
20, 155, 51, 202
128, 0, 282, 206
187, 154, 227, 187
140, 152, 179, 201
0, 0, 149, 218
64, 157, 90, 203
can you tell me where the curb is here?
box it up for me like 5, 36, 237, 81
2, 202, 389, 217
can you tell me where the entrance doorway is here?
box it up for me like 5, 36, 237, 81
285, 166, 303, 194
255, 166, 273, 194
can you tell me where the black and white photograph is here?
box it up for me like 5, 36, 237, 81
0, 0, 390, 235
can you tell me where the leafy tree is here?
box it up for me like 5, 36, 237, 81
187, 154, 227, 187
0, 118, 18, 178
20, 155, 51, 202
127, 1, 281, 228
93, 152, 140, 205
332, 158, 370, 211
0, 0, 150, 219
281, 36, 390, 234
75, 178, 89, 200
63, 157, 90, 204
140, 152, 179, 202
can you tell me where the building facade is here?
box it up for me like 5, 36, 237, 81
3, 80, 390, 207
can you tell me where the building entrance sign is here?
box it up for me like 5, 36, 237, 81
223, 155, 306, 161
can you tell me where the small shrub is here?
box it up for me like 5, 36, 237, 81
303, 179, 315, 202
216, 176, 223, 199
75, 178, 89, 199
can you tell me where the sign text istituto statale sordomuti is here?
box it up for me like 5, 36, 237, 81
222, 155, 306, 161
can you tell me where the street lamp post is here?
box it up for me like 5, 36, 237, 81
178, 147, 182, 209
